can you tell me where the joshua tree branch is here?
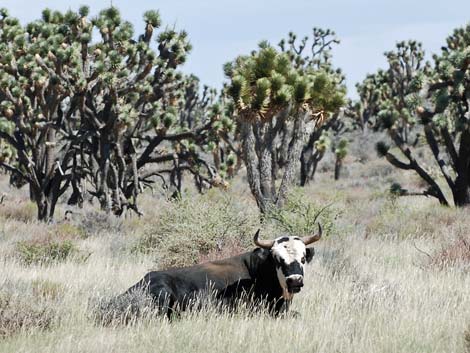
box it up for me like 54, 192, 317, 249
0, 161, 33, 184
384, 152, 413, 170
389, 130, 449, 205
440, 126, 458, 169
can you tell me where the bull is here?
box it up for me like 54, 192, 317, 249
124, 225, 322, 317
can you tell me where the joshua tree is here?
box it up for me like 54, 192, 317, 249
0, 6, 226, 220
178, 75, 217, 129
72, 7, 231, 214
225, 40, 345, 213
353, 71, 388, 133
0, 8, 91, 220
334, 138, 348, 180
278, 29, 348, 185
360, 31, 470, 206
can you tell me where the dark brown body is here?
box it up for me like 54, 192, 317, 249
125, 248, 288, 317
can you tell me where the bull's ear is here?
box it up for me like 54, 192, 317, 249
305, 247, 315, 263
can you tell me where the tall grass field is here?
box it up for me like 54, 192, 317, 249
0, 150, 469, 353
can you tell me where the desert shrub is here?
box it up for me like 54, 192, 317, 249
54, 223, 87, 239
318, 246, 356, 280
364, 199, 466, 240
0, 282, 57, 338
363, 197, 405, 237
16, 239, 79, 265
465, 324, 470, 353
430, 236, 470, 271
347, 131, 389, 164
90, 290, 156, 326
70, 210, 124, 237
318, 156, 335, 173
266, 189, 339, 237
31, 279, 64, 300
363, 198, 442, 239
132, 192, 258, 268
0, 200, 36, 222
363, 160, 395, 179
197, 238, 247, 263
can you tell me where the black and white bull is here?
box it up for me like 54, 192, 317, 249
124, 225, 322, 317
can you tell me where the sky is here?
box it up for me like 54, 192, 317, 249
3, 0, 470, 98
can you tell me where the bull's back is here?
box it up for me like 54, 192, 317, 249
127, 253, 253, 299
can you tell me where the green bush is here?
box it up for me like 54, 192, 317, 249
54, 223, 87, 239
16, 239, 79, 265
132, 192, 258, 268
77, 210, 124, 237
266, 189, 339, 237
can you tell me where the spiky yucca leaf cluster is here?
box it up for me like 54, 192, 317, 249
335, 138, 348, 160
358, 26, 470, 207
360, 28, 470, 135
1, 9, 121, 120
0, 138, 15, 163
0, 6, 225, 220
313, 131, 331, 153
375, 141, 390, 158
225, 42, 345, 122
354, 41, 428, 135
431, 23, 470, 128
390, 182, 405, 196
0, 5, 195, 133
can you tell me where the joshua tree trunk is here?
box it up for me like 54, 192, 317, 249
98, 134, 112, 213
300, 146, 323, 186
240, 112, 307, 214
452, 129, 470, 206
334, 158, 342, 180
241, 121, 270, 213
276, 113, 305, 208
34, 189, 59, 222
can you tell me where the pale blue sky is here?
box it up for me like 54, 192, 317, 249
3, 0, 470, 98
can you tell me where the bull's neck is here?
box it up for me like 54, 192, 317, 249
246, 251, 282, 290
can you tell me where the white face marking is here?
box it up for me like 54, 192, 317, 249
270, 237, 307, 299
271, 238, 305, 265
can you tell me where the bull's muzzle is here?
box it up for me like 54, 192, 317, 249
286, 275, 304, 293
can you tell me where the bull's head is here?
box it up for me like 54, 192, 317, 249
253, 225, 322, 300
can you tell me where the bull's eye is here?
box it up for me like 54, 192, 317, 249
301, 256, 306, 264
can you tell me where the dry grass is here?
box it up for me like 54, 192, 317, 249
0, 199, 36, 223
0, 280, 58, 338
0, 150, 469, 353
465, 324, 470, 353
430, 235, 470, 271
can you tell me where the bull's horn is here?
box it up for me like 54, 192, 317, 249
301, 224, 322, 245
253, 229, 275, 249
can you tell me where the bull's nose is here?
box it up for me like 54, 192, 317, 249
286, 276, 303, 287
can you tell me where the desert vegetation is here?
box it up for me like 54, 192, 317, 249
1, 148, 469, 352
0, 4, 469, 353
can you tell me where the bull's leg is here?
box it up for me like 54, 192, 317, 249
124, 273, 179, 319
272, 298, 290, 317
149, 285, 177, 319
272, 300, 300, 318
